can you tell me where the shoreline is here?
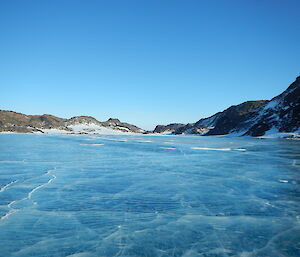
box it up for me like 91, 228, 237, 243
1, 130, 299, 140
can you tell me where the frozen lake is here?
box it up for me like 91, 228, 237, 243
0, 134, 299, 257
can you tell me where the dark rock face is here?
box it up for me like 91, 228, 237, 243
204, 101, 268, 135
153, 123, 185, 134
154, 76, 300, 137
246, 123, 272, 137
29, 114, 66, 129
0, 111, 66, 133
171, 100, 267, 135
246, 76, 300, 136
65, 116, 101, 126
0, 111, 144, 134
105, 118, 121, 125
101, 118, 143, 133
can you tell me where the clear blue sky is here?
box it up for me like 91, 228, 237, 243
1, 0, 299, 130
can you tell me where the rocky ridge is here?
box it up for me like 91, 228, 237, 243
153, 123, 186, 134
0, 111, 144, 134
154, 76, 300, 137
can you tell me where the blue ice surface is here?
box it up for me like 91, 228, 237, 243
0, 134, 299, 257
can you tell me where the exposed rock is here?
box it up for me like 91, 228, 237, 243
0, 111, 65, 133
153, 123, 185, 134
246, 76, 300, 136
105, 118, 121, 124
2, 77, 299, 137
100, 118, 144, 133
29, 114, 66, 129
65, 116, 101, 126
203, 100, 267, 135
154, 76, 300, 137
169, 100, 268, 135
0, 111, 144, 134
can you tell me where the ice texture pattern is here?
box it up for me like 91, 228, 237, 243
0, 134, 299, 257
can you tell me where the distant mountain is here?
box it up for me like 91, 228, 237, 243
154, 76, 300, 137
0, 111, 145, 134
2, 77, 299, 137
246, 76, 300, 136
153, 123, 186, 134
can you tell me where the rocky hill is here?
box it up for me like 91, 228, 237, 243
153, 123, 185, 134
154, 76, 300, 137
2, 77, 299, 137
246, 76, 300, 136
0, 111, 144, 134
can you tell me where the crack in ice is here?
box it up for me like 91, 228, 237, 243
0, 169, 57, 221
0, 180, 18, 193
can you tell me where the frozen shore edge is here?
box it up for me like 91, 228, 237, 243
1, 130, 299, 139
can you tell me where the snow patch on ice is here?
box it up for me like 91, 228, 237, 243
41, 123, 139, 135
258, 127, 300, 139
279, 180, 289, 183
41, 129, 72, 134
157, 130, 174, 135
226, 130, 248, 137
191, 147, 246, 151
80, 143, 104, 146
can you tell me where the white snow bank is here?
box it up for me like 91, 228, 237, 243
80, 143, 104, 146
41, 129, 72, 134
39, 123, 140, 135
191, 147, 246, 151
258, 127, 300, 139
159, 130, 175, 135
